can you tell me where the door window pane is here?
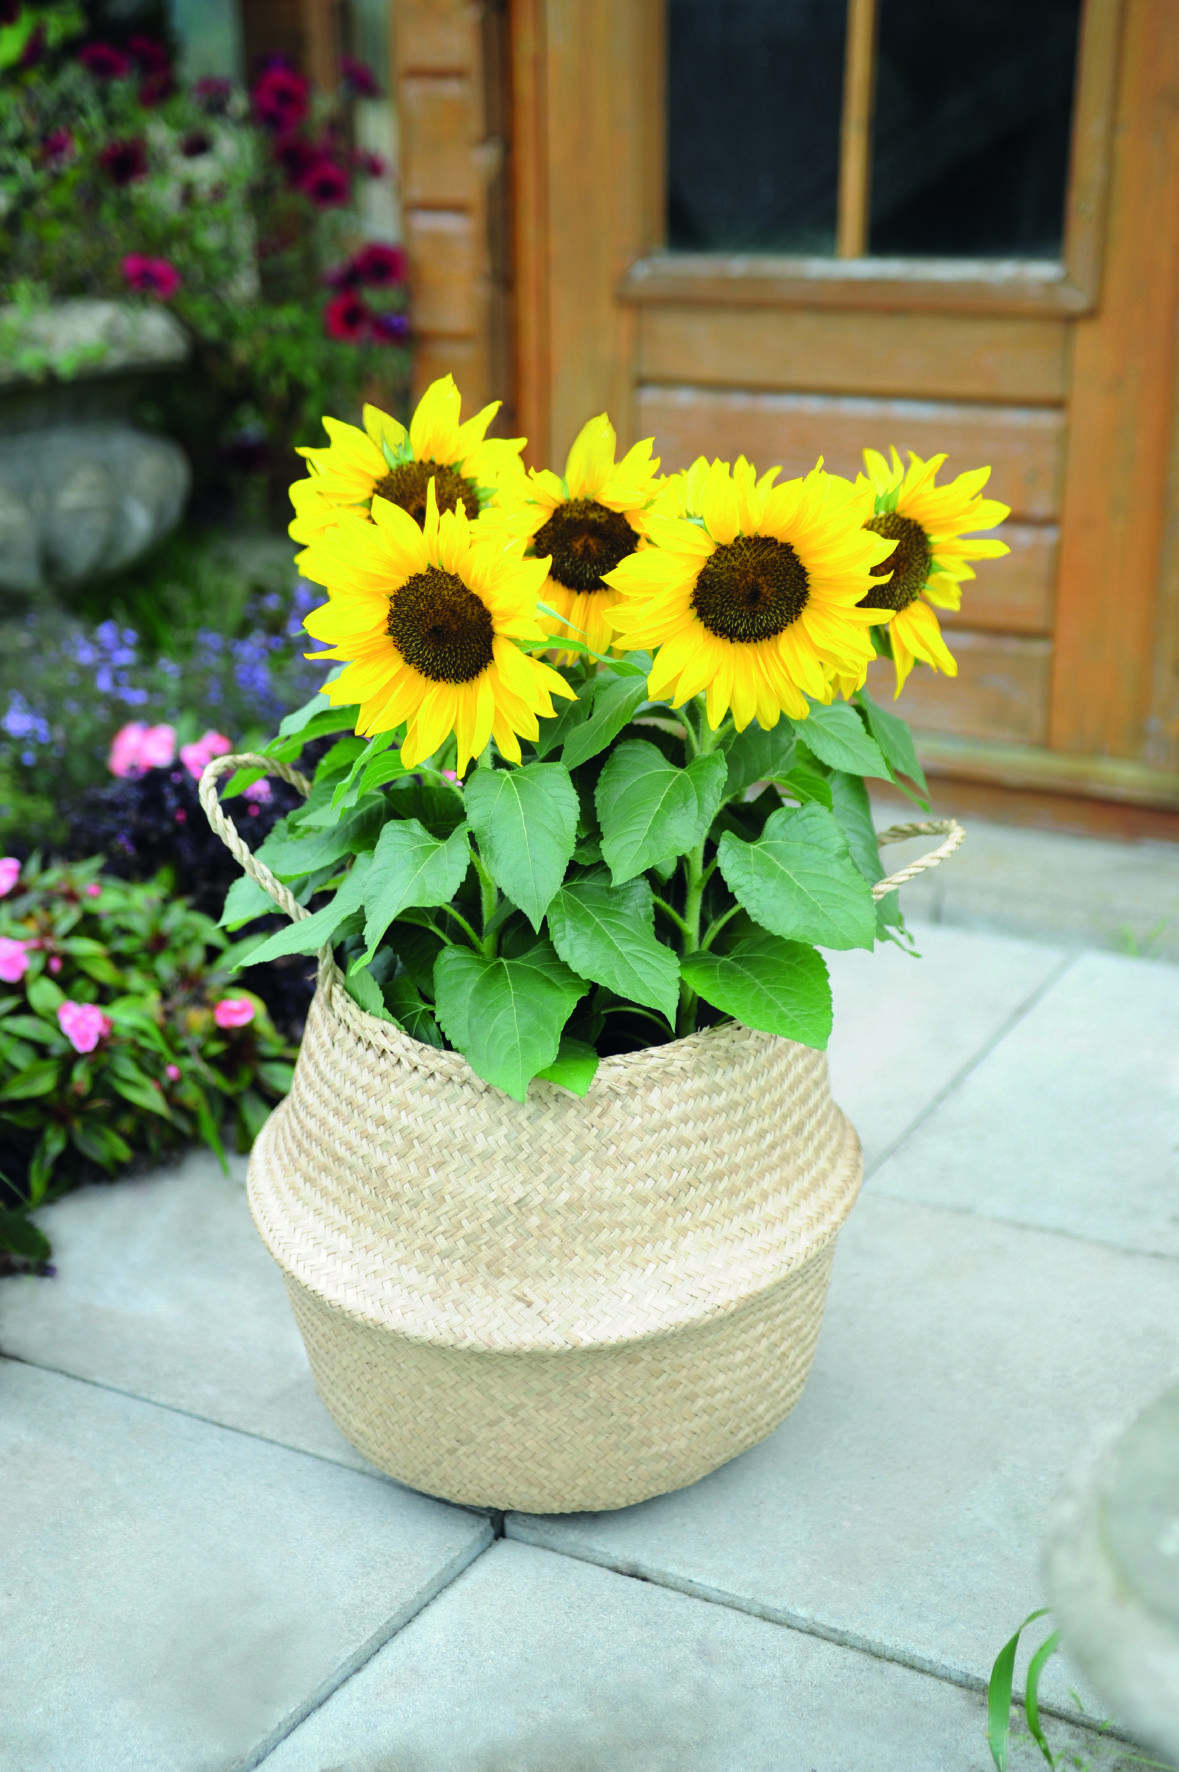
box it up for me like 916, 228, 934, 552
868, 0, 1083, 258
666, 0, 847, 255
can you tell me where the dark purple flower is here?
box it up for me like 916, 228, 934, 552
127, 33, 169, 73
339, 54, 379, 97
194, 76, 231, 114
80, 42, 131, 79
180, 129, 211, 158
324, 291, 370, 342
251, 64, 310, 132
138, 69, 176, 107
373, 310, 411, 344
299, 156, 349, 208
352, 242, 405, 286
99, 138, 148, 185
273, 132, 317, 182
323, 258, 364, 290
122, 255, 181, 300
40, 128, 75, 167
19, 20, 45, 66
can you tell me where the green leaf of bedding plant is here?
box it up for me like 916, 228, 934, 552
596, 740, 704, 885
465, 761, 579, 930
433, 940, 587, 1100
242, 854, 374, 965
355, 820, 471, 968
546, 869, 679, 1024
855, 687, 929, 795
26, 974, 64, 1017
716, 802, 877, 951
0, 1208, 51, 1263
0, 1057, 63, 1101
561, 674, 650, 771
535, 1034, 600, 1096
791, 699, 890, 780
680, 935, 833, 1049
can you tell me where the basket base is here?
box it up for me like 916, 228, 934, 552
284, 1245, 838, 1514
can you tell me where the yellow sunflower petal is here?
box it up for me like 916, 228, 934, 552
564, 413, 617, 499
409, 375, 463, 465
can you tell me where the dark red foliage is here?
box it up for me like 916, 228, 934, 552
324, 290, 370, 342
298, 156, 349, 208
99, 137, 148, 185
79, 43, 131, 79
251, 63, 310, 132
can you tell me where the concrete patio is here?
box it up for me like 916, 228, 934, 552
3, 850, 1178, 1769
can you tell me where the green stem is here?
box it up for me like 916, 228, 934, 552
438, 904, 482, 950
676, 696, 724, 1037
470, 850, 499, 958
600, 1004, 673, 1032
651, 896, 693, 940
700, 903, 742, 951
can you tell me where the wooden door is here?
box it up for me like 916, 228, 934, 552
509, 0, 1179, 834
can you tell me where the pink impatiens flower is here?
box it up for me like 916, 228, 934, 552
108, 722, 176, 777
0, 937, 29, 984
180, 730, 232, 780
213, 998, 255, 1029
0, 857, 20, 897
243, 778, 272, 803
86, 883, 102, 899
165, 1063, 181, 1082
58, 1001, 113, 1053
122, 254, 182, 300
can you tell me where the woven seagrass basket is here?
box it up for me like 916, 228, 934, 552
202, 753, 963, 1513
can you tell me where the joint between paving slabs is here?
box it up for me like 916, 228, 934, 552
861, 948, 1080, 1185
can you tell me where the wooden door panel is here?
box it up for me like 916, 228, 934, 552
940, 524, 1058, 637
637, 308, 1071, 406
866, 632, 1053, 745
636, 387, 1065, 521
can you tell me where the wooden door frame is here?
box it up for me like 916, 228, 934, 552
508, 0, 1179, 827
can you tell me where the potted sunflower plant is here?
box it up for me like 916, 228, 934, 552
200, 373, 1008, 1513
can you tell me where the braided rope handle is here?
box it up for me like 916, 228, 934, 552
198, 752, 313, 924
872, 819, 964, 900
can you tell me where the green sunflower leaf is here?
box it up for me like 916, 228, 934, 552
596, 740, 704, 885
532, 687, 592, 760
355, 820, 471, 967
855, 687, 930, 795
241, 854, 374, 965
255, 804, 383, 881
433, 940, 587, 1100
561, 674, 650, 771
778, 763, 834, 809
716, 803, 877, 951
342, 966, 398, 1024
535, 1034, 600, 1095
791, 701, 889, 780
383, 974, 444, 1047
720, 721, 797, 799
465, 761, 579, 930
546, 869, 679, 1024
685, 750, 729, 833
681, 935, 832, 1049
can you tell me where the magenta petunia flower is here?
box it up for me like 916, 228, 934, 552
352, 242, 405, 287
99, 138, 148, 185
252, 64, 309, 132
122, 255, 182, 300
138, 69, 176, 108
324, 290, 370, 342
179, 730, 232, 780
213, 998, 255, 1030
0, 857, 20, 898
58, 1001, 113, 1054
339, 54, 379, 97
127, 33, 169, 72
299, 156, 349, 208
0, 937, 29, 985
40, 128, 75, 167
80, 42, 131, 79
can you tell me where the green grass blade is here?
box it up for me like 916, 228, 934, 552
1025, 1628, 1062, 1766
988, 1609, 1052, 1772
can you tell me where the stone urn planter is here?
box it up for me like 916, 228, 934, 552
0, 299, 192, 594
202, 752, 964, 1514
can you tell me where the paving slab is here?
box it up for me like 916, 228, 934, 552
870, 949, 1179, 1255
0, 1359, 491, 1772
508, 1194, 1179, 1717
0, 1146, 375, 1472
882, 815, 1179, 963
825, 921, 1069, 1171
258, 1539, 1139, 1772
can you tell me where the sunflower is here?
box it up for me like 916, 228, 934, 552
300, 480, 575, 771
289, 373, 525, 560
857, 447, 1010, 696
490, 413, 661, 656
603, 456, 895, 731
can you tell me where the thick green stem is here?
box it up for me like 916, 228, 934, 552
470, 851, 500, 958
438, 904, 482, 950
676, 697, 722, 1036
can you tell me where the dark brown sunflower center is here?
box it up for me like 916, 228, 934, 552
691, 535, 809, 643
862, 512, 932, 612
532, 498, 637, 592
388, 567, 494, 683
374, 459, 479, 528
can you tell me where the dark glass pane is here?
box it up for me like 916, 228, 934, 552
666, 0, 847, 255
868, 0, 1082, 258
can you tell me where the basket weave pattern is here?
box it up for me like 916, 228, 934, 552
248, 961, 864, 1511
